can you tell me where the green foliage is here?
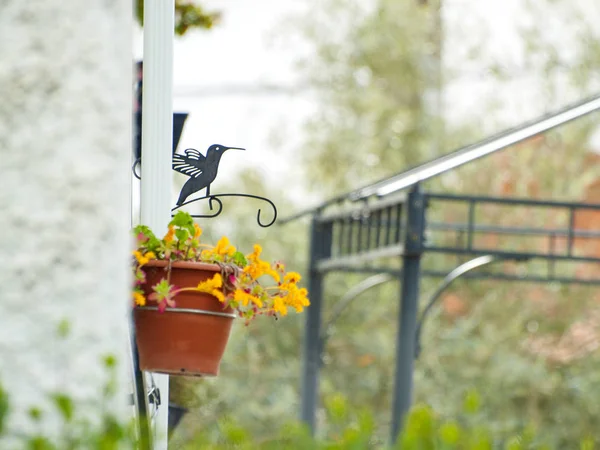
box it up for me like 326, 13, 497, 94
0, 370, 597, 449
50, 394, 74, 423
169, 392, 595, 448
134, 0, 220, 36
295, 0, 444, 196
0, 355, 136, 450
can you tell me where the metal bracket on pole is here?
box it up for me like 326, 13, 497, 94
130, 320, 153, 449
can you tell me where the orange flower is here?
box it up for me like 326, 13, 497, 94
133, 291, 146, 306
164, 225, 175, 243
194, 223, 202, 239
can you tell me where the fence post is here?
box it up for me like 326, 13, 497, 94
390, 184, 426, 443
301, 214, 332, 433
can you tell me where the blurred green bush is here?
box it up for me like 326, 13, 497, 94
1, 383, 595, 449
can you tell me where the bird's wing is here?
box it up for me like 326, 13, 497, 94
172, 149, 206, 178
184, 148, 206, 162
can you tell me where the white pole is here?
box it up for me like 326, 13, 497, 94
141, 0, 174, 448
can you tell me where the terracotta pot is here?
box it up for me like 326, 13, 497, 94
134, 260, 235, 377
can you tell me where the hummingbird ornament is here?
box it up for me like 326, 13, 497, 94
172, 144, 244, 206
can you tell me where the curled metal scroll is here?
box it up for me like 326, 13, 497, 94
172, 193, 277, 228
132, 157, 142, 180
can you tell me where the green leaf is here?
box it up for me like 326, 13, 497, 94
0, 384, 9, 434
232, 251, 248, 267
439, 421, 461, 446
580, 437, 595, 450
175, 228, 189, 243
220, 418, 250, 445
146, 239, 162, 253
134, 225, 162, 252
102, 354, 117, 370
325, 394, 348, 424
99, 414, 126, 445
56, 319, 70, 339
28, 407, 43, 422
185, 221, 197, 237
26, 436, 57, 450
51, 393, 74, 422
463, 390, 481, 415
153, 279, 172, 297
469, 429, 492, 450
170, 211, 194, 228
504, 436, 522, 450
133, 225, 156, 241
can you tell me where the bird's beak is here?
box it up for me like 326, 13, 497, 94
225, 147, 245, 151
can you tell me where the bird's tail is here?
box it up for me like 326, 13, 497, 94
176, 191, 187, 206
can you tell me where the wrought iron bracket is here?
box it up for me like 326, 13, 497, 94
128, 386, 161, 406
147, 385, 161, 406
133, 145, 278, 227
171, 193, 277, 228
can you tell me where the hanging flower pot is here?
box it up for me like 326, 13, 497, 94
134, 261, 235, 376
131, 211, 310, 377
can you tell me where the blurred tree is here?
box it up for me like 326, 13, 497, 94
288, 0, 600, 446
170, 0, 600, 447
134, 0, 221, 35
295, 0, 445, 195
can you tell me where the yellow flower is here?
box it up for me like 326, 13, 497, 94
194, 223, 202, 239
133, 291, 146, 306
247, 244, 262, 263
133, 250, 143, 263
244, 260, 272, 280
234, 290, 262, 308
212, 289, 225, 303
196, 274, 225, 303
273, 297, 288, 316
197, 273, 223, 291
164, 225, 175, 243
263, 262, 281, 283
201, 249, 215, 260
280, 285, 310, 313
298, 288, 309, 304
133, 250, 155, 266
214, 236, 236, 256
234, 289, 248, 306
243, 253, 280, 283
284, 272, 302, 284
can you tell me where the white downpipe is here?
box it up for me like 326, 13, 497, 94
141, 0, 174, 448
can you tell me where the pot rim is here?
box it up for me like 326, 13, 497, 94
142, 260, 221, 272
136, 306, 237, 319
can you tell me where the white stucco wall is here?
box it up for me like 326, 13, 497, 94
0, 0, 132, 438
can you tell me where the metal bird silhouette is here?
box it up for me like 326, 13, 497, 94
173, 144, 245, 206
